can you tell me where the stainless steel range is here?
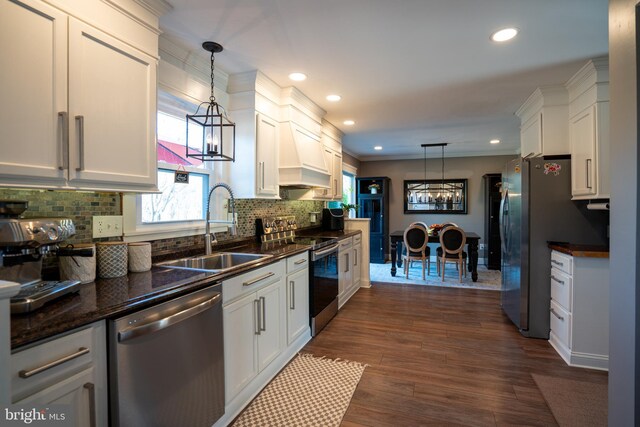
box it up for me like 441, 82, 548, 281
256, 216, 339, 336
0, 200, 80, 313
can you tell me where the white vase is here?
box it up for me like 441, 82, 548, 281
370, 188, 378, 194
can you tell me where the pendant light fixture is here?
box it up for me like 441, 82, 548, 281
421, 143, 448, 205
186, 41, 235, 162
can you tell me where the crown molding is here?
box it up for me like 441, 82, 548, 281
133, 0, 173, 17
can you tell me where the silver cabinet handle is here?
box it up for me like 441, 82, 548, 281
551, 275, 565, 285
84, 382, 96, 427
345, 253, 350, 273
334, 178, 338, 196
294, 259, 307, 265
243, 272, 275, 287
354, 249, 358, 266
290, 280, 295, 310
586, 159, 592, 189
118, 294, 221, 342
75, 115, 85, 171
19, 347, 90, 378
254, 299, 260, 335
550, 308, 564, 321
260, 296, 266, 332
58, 112, 69, 170
261, 162, 265, 190
551, 259, 563, 267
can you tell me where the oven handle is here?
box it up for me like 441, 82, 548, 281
311, 243, 339, 261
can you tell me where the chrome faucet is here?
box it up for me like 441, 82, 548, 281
205, 182, 237, 255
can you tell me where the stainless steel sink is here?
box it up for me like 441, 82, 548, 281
155, 252, 272, 272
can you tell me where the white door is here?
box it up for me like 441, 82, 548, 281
257, 281, 284, 371
223, 293, 259, 403
16, 368, 96, 427
287, 268, 310, 345
0, 0, 68, 185
67, 18, 157, 189
256, 114, 279, 197
570, 106, 596, 197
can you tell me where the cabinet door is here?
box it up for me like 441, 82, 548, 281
287, 268, 310, 345
370, 235, 384, 263
67, 18, 157, 189
256, 114, 279, 197
359, 197, 383, 233
313, 148, 333, 198
333, 152, 343, 199
352, 244, 362, 286
521, 113, 542, 157
570, 106, 596, 197
257, 281, 284, 372
0, 0, 67, 185
223, 292, 259, 403
16, 368, 97, 427
338, 248, 353, 300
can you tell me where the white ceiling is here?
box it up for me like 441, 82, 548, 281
159, 0, 609, 161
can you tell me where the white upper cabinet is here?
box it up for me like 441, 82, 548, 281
516, 86, 569, 157
566, 58, 610, 200
0, 0, 160, 192
313, 121, 344, 200
228, 71, 281, 199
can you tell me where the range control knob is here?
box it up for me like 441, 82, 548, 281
47, 227, 59, 240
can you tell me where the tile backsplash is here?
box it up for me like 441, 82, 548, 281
0, 189, 324, 255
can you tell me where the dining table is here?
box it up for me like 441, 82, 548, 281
389, 230, 481, 281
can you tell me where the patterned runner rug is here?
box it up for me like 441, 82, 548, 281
232, 353, 366, 427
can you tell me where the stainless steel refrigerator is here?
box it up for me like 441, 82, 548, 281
500, 157, 608, 338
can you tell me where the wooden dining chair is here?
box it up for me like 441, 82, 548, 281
402, 224, 430, 279
436, 226, 467, 282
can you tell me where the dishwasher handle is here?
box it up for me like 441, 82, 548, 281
118, 293, 221, 343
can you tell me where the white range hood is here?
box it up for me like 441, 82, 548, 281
279, 122, 331, 188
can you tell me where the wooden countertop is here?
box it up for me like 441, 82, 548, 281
548, 243, 609, 258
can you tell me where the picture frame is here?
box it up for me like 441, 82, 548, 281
403, 179, 468, 214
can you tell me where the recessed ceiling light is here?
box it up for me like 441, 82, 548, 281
288, 72, 307, 81
490, 139, 501, 144
374, 146, 383, 150
343, 120, 355, 126
490, 28, 518, 42
326, 94, 341, 102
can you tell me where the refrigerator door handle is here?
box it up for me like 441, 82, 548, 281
500, 188, 509, 255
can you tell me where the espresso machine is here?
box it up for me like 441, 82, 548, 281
0, 200, 80, 313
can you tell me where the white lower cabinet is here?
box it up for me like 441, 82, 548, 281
11, 321, 107, 426
352, 241, 362, 288
218, 254, 311, 426
548, 250, 609, 370
286, 252, 310, 345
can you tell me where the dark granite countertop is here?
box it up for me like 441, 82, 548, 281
548, 242, 610, 258
10, 229, 360, 349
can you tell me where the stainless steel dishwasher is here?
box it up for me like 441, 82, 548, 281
109, 282, 224, 427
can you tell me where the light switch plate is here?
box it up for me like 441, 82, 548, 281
93, 215, 123, 238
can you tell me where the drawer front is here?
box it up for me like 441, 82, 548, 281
223, 260, 285, 304
353, 233, 362, 245
11, 324, 99, 401
550, 268, 572, 311
551, 251, 573, 276
550, 300, 571, 349
286, 251, 309, 274
339, 237, 353, 251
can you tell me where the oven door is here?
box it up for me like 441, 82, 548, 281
309, 243, 339, 335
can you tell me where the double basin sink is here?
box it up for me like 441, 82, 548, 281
156, 252, 272, 273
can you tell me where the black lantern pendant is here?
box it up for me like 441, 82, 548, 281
186, 41, 235, 162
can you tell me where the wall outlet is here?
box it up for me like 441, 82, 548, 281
479, 243, 486, 250
93, 215, 123, 238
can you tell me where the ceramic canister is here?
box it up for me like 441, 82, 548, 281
128, 242, 152, 272
59, 243, 96, 284
96, 242, 128, 279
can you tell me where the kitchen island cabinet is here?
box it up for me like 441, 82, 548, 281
0, 0, 159, 192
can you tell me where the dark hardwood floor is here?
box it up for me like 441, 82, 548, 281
302, 283, 608, 426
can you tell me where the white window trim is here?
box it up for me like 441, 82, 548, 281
343, 163, 357, 176
123, 162, 227, 242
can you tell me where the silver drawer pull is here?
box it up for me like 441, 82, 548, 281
19, 347, 90, 378
551, 259, 564, 267
551, 275, 565, 285
550, 308, 565, 321
294, 259, 307, 265
243, 272, 275, 286
84, 382, 96, 427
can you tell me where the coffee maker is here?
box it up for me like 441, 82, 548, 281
0, 200, 80, 313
